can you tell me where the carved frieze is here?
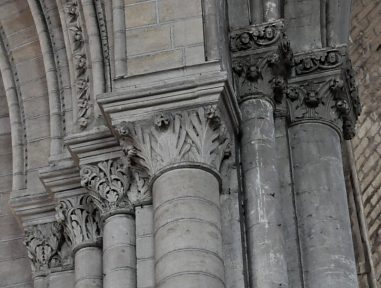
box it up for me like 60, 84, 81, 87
117, 106, 231, 176
56, 195, 102, 251
24, 222, 63, 274
230, 21, 284, 52
294, 48, 345, 75
64, 0, 91, 129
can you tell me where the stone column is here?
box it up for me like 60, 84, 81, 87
231, 22, 292, 288
285, 51, 361, 288
33, 275, 48, 288
81, 158, 149, 288
116, 106, 232, 288
56, 194, 102, 288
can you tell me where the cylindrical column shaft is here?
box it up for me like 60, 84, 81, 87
240, 98, 288, 288
263, 0, 281, 22
103, 214, 136, 288
33, 275, 47, 288
75, 246, 102, 288
153, 167, 225, 288
49, 270, 75, 288
289, 123, 358, 288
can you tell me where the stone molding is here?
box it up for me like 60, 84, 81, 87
116, 105, 231, 178
24, 222, 73, 276
56, 194, 102, 253
63, 0, 91, 129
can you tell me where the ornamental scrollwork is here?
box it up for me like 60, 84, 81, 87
24, 222, 63, 274
116, 106, 231, 176
64, 0, 91, 129
56, 195, 101, 251
294, 49, 345, 75
230, 21, 284, 52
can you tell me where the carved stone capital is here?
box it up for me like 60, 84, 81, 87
116, 105, 231, 178
80, 157, 150, 217
23, 222, 65, 275
231, 21, 293, 105
56, 195, 102, 252
286, 50, 361, 140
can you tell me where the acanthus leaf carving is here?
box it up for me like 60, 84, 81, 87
24, 222, 63, 274
80, 158, 138, 216
117, 105, 231, 177
56, 194, 102, 251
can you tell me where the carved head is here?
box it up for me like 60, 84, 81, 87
246, 65, 263, 82
265, 27, 274, 39
327, 52, 338, 64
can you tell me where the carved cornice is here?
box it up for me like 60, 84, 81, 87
64, 0, 91, 129
116, 105, 231, 177
56, 195, 102, 252
24, 222, 64, 275
80, 157, 150, 217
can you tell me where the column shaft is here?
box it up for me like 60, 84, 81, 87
240, 98, 288, 287
33, 276, 47, 288
49, 270, 75, 288
103, 214, 136, 288
153, 167, 225, 288
289, 123, 358, 288
75, 246, 102, 288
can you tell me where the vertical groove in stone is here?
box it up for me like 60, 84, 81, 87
75, 246, 103, 288
153, 168, 225, 288
289, 123, 358, 288
103, 214, 136, 288
240, 98, 288, 288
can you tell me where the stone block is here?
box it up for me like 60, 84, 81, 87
158, 0, 202, 22
0, 117, 11, 135
0, 175, 12, 194
27, 138, 50, 169
136, 205, 153, 236
125, 1, 157, 28
127, 49, 183, 76
126, 25, 171, 56
0, 238, 28, 261
23, 96, 50, 119
137, 259, 154, 288
1, 8, 34, 35
0, 258, 32, 287
12, 42, 42, 64
25, 115, 50, 141
173, 17, 204, 47
136, 235, 153, 259
185, 45, 205, 65
0, 215, 23, 241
